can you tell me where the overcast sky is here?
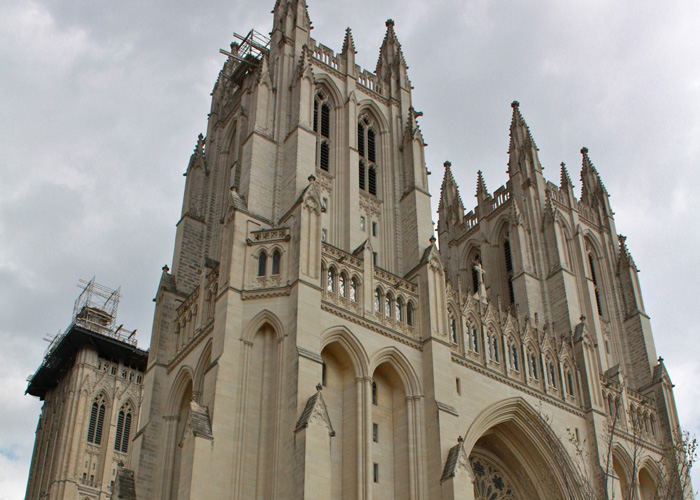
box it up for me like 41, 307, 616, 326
2, 0, 699, 497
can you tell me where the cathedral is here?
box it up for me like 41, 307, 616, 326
25, 0, 689, 499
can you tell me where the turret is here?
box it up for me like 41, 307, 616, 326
271, 0, 312, 54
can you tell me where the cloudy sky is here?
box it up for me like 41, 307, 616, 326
1, 0, 699, 497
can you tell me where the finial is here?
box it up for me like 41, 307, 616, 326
511, 100, 520, 108
580, 315, 586, 323
386, 19, 395, 28
162, 264, 170, 272
618, 234, 627, 245
458, 435, 464, 444
316, 383, 323, 392
658, 356, 664, 364
308, 174, 316, 182
444, 161, 451, 168
429, 235, 436, 244
581, 147, 589, 155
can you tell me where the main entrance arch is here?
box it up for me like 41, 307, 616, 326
463, 398, 585, 500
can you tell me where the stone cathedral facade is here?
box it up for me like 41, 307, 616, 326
120, 1, 685, 499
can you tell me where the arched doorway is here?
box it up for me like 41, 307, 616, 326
464, 398, 584, 500
321, 341, 359, 500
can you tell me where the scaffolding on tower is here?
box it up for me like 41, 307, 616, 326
219, 29, 271, 85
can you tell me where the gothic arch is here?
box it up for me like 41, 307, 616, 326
166, 366, 195, 416
488, 214, 512, 245
314, 75, 343, 109
462, 397, 585, 500
369, 346, 421, 397
582, 231, 605, 260
357, 99, 389, 132
320, 326, 369, 378
638, 459, 660, 500
611, 444, 634, 498
193, 340, 213, 402
241, 309, 285, 343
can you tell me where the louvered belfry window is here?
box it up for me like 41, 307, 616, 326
314, 91, 331, 171
87, 395, 107, 445
358, 116, 378, 195
114, 404, 133, 453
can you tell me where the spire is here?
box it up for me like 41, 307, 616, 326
476, 170, 489, 202
194, 133, 204, 159
186, 133, 206, 174
438, 161, 464, 215
508, 101, 542, 178
617, 234, 637, 271
376, 19, 410, 91
341, 26, 356, 72
559, 162, 573, 190
509, 101, 538, 151
580, 147, 609, 206
342, 27, 356, 56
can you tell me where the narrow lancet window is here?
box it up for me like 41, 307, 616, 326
338, 274, 346, 298
272, 250, 281, 275
258, 252, 267, 276
589, 254, 603, 316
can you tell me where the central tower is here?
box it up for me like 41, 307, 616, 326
131, 1, 435, 498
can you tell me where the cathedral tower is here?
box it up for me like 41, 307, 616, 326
24, 279, 147, 500
124, 2, 688, 499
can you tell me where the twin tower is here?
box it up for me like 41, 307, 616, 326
27, 0, 686, 499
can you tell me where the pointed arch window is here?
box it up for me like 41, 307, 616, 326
566, 370, 574, 396
407, 302, 414, 326
87, 395, 107, 445
528, 351, 538, 380
470, 253, 481, 294
504, 237, 515, 305
374, 290, 381, 314
471, 326, 479, 353
395, 299, 403, 322
114, 403, 133, 453
314, 91, 331, 172
450, 316, 458, 344
384, 295, 392, 318
358, 116, 379, 196
547, 358, 557, 388
509, 341, 519, 371
258, 252, 267, 276
327, 268, 335, 294
350, 278, 358, 303
338, 274, 346, 298
488, 331, 499, 362
272, 250, 281, 275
